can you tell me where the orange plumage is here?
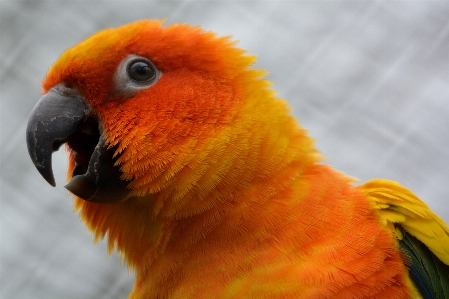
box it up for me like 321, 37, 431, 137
31, 20, 449, 298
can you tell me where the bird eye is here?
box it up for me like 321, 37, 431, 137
127, 59, 156, 82
114, 54, 161, 96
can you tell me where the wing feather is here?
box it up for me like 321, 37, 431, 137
361, 179, 449, 299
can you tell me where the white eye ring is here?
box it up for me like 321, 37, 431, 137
114, 54, 161, 97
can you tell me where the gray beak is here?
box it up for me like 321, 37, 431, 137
26, 89, 90, 187
26, 87, 130, 203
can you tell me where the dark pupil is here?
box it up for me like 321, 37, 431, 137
129, 61, 154, 81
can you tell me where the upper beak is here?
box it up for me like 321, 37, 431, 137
26, 88, 90, 187
26, 85, 130, 203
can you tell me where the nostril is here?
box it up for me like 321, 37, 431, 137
63, 82, 76, 89
53, 82, 81, 97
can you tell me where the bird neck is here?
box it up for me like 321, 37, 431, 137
73, 95, 321, 260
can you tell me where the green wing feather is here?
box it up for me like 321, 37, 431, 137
399, 226, 449, 299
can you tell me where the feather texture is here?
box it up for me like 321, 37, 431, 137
361, 179, 449, 299
361, 179, 449, 264
399, 227, 449, 299
37, 21, 449, 298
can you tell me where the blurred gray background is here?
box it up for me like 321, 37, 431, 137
1, 1, 449, 298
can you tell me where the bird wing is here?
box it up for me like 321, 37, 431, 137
361, 179, 449, 299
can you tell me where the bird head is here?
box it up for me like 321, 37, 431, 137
27, 20, 317, 217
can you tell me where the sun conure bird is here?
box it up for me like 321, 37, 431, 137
26, 20, 449, 299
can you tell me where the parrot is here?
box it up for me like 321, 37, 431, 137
26, 20, 449, 299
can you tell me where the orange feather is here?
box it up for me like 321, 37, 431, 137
44, 20, 422, 298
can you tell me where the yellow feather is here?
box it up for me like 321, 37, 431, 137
361, 179, 449, 265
